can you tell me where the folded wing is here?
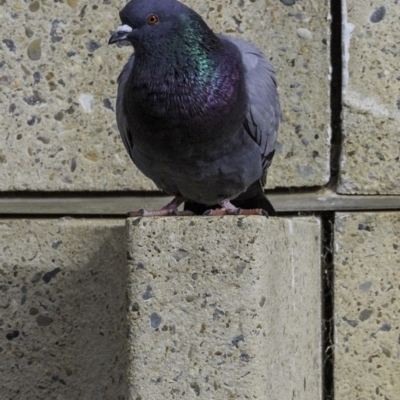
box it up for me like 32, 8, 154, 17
222, 36, 281, 185
116, 55, 135, 161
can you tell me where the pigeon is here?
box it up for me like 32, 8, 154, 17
108, 0, 281, 216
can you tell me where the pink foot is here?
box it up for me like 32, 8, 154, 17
127, 197, 194, 217
203, 198, 269, 217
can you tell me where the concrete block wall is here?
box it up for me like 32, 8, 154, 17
0, 0, 330, 190
0, 217, 322, 400
1, 1, 399, 400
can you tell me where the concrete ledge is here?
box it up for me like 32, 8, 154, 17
126, 216, 322, 399
2, 190, 400, 215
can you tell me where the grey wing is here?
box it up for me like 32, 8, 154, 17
221, 36, 281, 173
116, 55, 135, 161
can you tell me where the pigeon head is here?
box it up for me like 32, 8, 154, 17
109, 0, 210, 49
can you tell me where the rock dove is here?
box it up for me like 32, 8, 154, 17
109, 0, 281, 216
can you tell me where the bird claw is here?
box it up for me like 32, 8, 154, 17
237, 208, 269, 217
202, 208, 240, 216
125, 196, 196, 217
127, 209, 143, 217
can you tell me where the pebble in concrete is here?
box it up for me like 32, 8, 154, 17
335, 213, 400, 398
126, 216, 322, 399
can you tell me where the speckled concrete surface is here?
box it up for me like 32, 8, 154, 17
0, 219, 127, 400
126, 216, 322, 399
0, 0, 330, 191
338, 2, 400, 194
334, 213, 400, 399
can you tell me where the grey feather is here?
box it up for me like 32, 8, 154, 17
222, 36, 281, 172
116, 55, 135, 161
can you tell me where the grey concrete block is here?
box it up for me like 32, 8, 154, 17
0, 0, 330, 191
334, 213, 400, 399
126, 216, 322, 399
0, 219, 127, 400
338, 1, 400, 194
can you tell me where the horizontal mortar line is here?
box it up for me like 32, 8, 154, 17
0, 189, 399, 215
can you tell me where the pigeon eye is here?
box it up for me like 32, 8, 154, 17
147, 14, 159, 25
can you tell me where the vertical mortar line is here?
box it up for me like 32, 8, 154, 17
321, 212, 335, 400
328, 0, 343, 189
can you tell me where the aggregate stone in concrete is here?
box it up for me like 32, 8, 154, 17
0, 0, 330, 191
334, 213, 400, 399
338, 2, 400, 194
0, 219, 127, 400
126, 216, 322, 399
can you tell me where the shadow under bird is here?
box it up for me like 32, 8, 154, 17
109, 0, 281, 216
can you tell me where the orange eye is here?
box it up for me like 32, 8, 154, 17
147, 14, 159, 25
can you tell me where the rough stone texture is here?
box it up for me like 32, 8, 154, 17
338, 2, 400, 194
126, 216, 322, 399
0, 219, 127, 400
0, 0, 330, 191
334, 213, 400, 399
0, 0, 153, 192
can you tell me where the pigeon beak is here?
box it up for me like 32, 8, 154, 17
108, 24, 134, 44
